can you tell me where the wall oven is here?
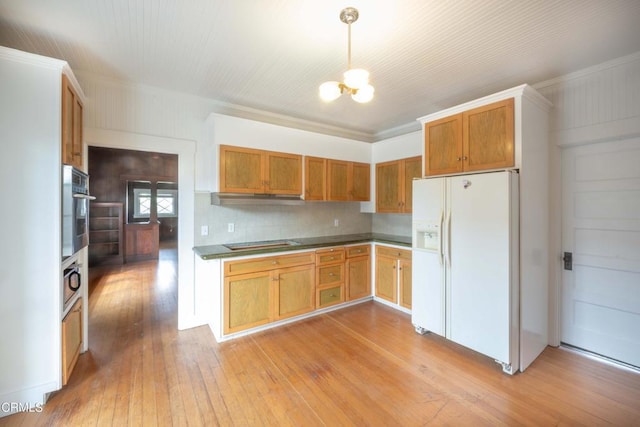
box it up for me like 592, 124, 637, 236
62, 165, 95, 260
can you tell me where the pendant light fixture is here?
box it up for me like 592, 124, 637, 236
319, 7, 374, 103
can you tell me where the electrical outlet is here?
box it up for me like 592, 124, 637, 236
200, 225, 209, 236
227, 223, 235, 233
334, 219, 339, 227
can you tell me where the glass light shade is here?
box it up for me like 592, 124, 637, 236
319, 81, 342, 102
351, 83, 374, 103
343, 68, 369, 90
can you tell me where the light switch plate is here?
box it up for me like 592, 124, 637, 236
201, 225, 209, 236
228, 223, 235, 232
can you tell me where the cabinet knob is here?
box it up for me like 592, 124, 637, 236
272, 261, 278, 265
456, 157, 462, 161
462, 156, 468, 160
329, 273, 335, 276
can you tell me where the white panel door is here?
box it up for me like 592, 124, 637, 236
448, 172, 513, 363
561, 137, 640, 368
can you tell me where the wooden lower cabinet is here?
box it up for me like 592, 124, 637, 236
223, 252, 315, 334
275, 265, 315, 319
346, 245, 371, 301
62, 299, 83, 385
375, 246, 412, 309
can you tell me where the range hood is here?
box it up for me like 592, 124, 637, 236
210, 192, 305, 206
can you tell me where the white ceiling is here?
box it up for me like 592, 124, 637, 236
2, 0, 640, 142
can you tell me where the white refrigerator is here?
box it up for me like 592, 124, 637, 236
412, 171, 521, 374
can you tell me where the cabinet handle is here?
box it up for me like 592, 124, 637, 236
456, 157, 462, 161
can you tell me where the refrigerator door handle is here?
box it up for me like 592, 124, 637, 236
446, 211, 452, 268
438, 210, 444, 266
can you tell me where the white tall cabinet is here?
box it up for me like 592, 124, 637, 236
0, 46, 87, 414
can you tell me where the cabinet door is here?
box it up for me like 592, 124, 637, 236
224, 271, 271, 333
463, 98, 514, 172
62, 299, 83, 385
375, 255, 397, 303
219, 145, 264, 193
305, 156, 326, 200
61, 75, 75, 166
402, 156, 422, 213
72, 96, 83, 169
350, 162, 370, 201
275, 264, 315, 320
399, 259, 412, 309
376, 160, 401, 213
266, 151, 302, 195
347, 256, 371, 300
424, 114, 463, 176
327, 160, 349, 201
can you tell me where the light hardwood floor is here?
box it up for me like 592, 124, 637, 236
3, 250, 640, 426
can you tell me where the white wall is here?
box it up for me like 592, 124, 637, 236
0, 48, 64, 413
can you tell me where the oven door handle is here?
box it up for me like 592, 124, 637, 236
73, 194, 96, 200
69, 271, 81, 291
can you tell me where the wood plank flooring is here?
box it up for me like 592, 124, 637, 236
2, 251, 640, 426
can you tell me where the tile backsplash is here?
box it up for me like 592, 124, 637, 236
194, 192, 373, 246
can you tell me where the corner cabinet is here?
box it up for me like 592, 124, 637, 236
61, 74, 84, 169
375, 245, 412, 309
423, 98, 514, 176
219, 145, 302, 195
376, 156, 421, 213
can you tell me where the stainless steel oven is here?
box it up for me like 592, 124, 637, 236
63, 263, 82, 312
62, 165, 95, 260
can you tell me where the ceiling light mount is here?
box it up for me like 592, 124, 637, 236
319, 7, 374, 104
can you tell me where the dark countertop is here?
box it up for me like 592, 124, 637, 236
193, 233, 412, 260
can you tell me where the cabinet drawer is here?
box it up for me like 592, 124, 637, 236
318, 286, 343, 308
346, 244, 370, 258
376, 245, 411, 261
225, 251, 314, 276
317, 264, 344, 287
315, 248, 345, 265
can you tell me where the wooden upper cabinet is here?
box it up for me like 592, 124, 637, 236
219, 145, 264, 193
219, 145, 302, 195
61, 74, 83, 169
266, 151, 302, 194
376, 160, 401, 212
304, 156, 326, 200
327, 159, 370, 201
350, 162, 370, 201
327, 159, 349, 201
463, 98, 514, 172
376, 156, 421, 213
424, 114, 463, 176
402, 156, 422, 213
424, 98, 514, 176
